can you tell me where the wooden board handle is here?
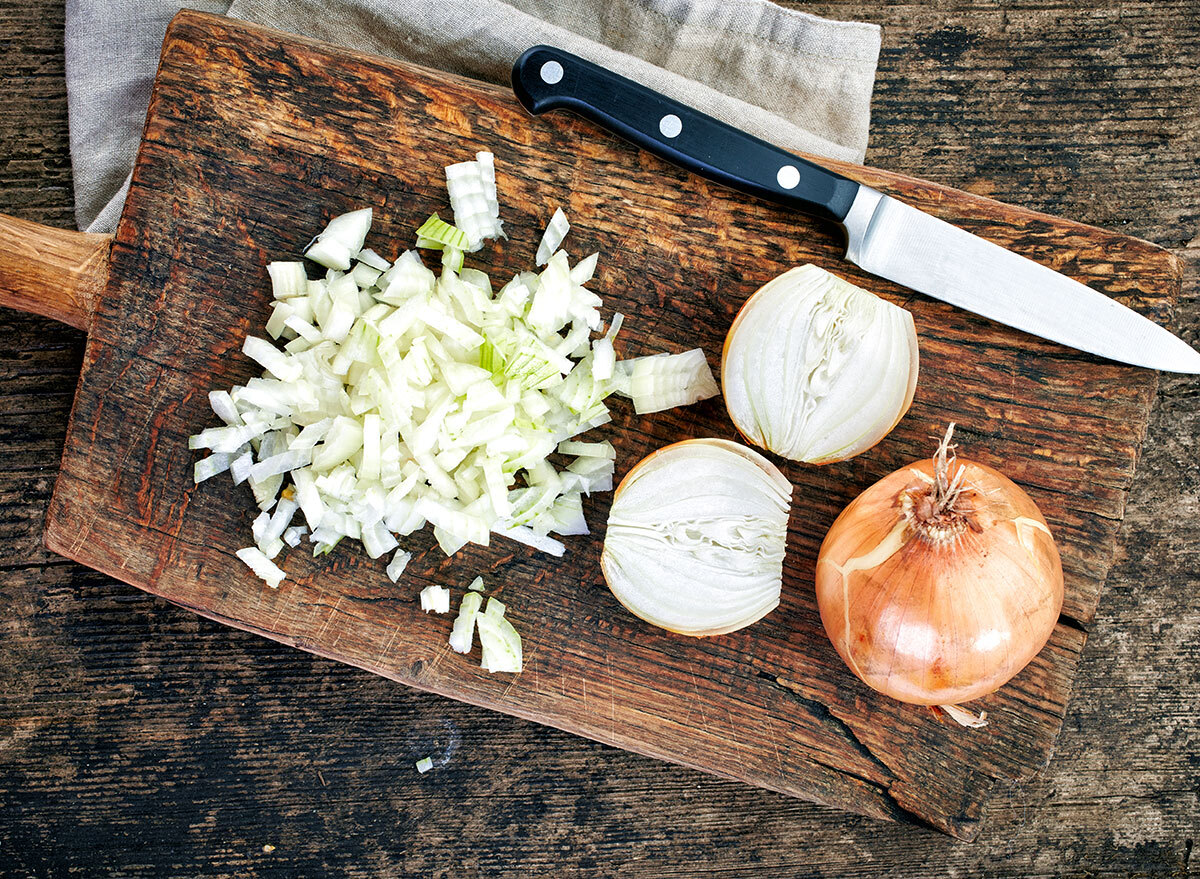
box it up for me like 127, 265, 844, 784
0, 214, 112, 331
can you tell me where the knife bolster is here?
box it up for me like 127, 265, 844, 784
841, 186, 886, 266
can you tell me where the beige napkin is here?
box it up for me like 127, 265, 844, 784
66, 0, 880, 233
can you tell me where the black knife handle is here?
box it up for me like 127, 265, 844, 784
512, 45, 860, 225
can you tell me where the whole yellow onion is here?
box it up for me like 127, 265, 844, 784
815, 426, 1064, 709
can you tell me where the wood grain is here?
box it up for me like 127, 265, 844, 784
23, 9, 1181, 841
0, 213, 109, 330
3, 1, 1199, 875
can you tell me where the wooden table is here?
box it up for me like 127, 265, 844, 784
1, 1, 1196, 874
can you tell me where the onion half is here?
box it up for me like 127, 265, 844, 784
815, 426, 1064, 708
722, 264, 919, 464
601, 438, 792, 636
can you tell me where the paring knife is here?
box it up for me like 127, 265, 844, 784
511, 46, 1200, 374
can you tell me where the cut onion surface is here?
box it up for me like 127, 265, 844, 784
602, 438, 792, 636
722, 264, 919, 464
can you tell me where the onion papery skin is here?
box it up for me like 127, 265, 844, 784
815, 457, 1064, 705
602, 438, 792, 637
721, 265, 919, 464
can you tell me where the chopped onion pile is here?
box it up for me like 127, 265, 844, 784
722, 264, 919, 464
601, 438, 792, 636
190, 153, 721, 662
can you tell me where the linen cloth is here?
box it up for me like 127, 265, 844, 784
65, 0, 880, 234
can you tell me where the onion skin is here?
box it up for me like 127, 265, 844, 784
815, 456, 1064, 706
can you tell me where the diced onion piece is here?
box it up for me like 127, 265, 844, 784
351, 261, 382, 289
492, 523, 565, 557
265, 301, 293, 339
262, 498, 299, 543
243, 336, 302, 383
415, 757, 434, 774
194, 453, 232, 483
235, 546, 287, 589
615, 349, 719, 414
229, 451, 254, 485
446, 158, 502, 251
289, 418, 333, 451
441, 247, 465, 273
535, 207, 569, 266
209, 390, 243, 426
476, 602, 523, 673
361, 520, 399, 559
722, 264, 919, 464
476, 151, 501, 221
250, 473, 282, 511
251, 449, 313, 482
449, 591, 483, 654
312, 416, 363, 471
305, 208, 373, 270
357, 248, 391, 271
251, 511, 272, 546
378, 251, 435, 303
570, 253, 598, 285
292, 468, 325, 530
322, 208, 373, 252
602, 439, 791, 636
268, 262, 308, 299
189, 421, 267, 454
420, 585, 451, 613
557, 440, 615, 458
258, 536, 285, 560
386, 549, 412, 582
546, 492, 588, 535
587, 313, 623, 383
415, 213, 470, 251
282, 525, 306, 547
459, 268, 492, 294
528, 251, 572, 332
284, 315, 322, 343
306, 237, 350, 271
590, 338, 615, 382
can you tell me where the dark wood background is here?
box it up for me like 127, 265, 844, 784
2, 0, 1196, 875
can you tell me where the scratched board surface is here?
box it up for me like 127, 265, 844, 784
44, 12, 1177, 838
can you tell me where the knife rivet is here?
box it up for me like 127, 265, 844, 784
539, 60, 564, 85
659, 114, 682, 138
777, 165, 801, 190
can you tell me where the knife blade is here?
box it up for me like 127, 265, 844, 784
511, 46, 1200, 374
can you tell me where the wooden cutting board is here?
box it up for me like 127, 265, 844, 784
2, 11, 1179, 839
